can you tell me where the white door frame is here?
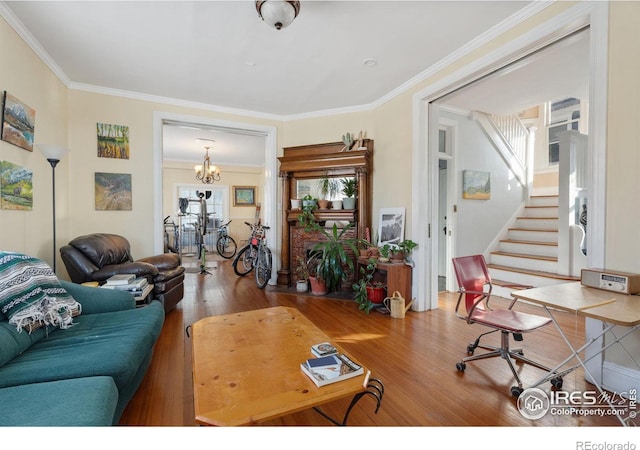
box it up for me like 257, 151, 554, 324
152, 111, 279, 284
412, 2, 608, 310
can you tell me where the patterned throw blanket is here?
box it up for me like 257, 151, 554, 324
0, 252, 81, 333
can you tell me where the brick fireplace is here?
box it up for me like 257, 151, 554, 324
290, 224, 357, 288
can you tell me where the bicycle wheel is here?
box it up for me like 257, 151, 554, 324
255, 246, 272, 289
233, 245, 254, 276
217, 235, 237, 259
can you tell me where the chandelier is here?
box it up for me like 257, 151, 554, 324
255, 1, 300, 30
194, 144, 221, 184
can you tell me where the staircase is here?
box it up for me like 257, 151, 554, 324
488, 194, 580, 299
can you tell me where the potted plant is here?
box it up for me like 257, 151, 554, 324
352, 258, 386, 314
341, 177, 357, 210
378, 244, 391, 263
302, 194, 317, 209
306, 253, 327, 295
308, 222, 361, 293
294, 255, 309, 292
298, 198, 317, 228
398, 239, 418, 264
318, 172, 340, 210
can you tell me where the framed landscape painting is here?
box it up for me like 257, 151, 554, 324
97, 123, 129, 159
1, 91, 36, 152
233, 186, 256, 207
0, 160, 32, 210
95, 172, 132, 210
462, 170, 491, 200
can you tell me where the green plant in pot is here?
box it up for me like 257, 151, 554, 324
341, 177, 357, 210
352, 258, 385, 314
294, 255, 309, 292
308, 222, 361, 293
378, 243, 391, 263
298, 197, 317, 228
398, 239, 418, 264
318, 172, 340, 209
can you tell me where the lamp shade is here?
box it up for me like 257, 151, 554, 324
256, 1, 300, 30
37, 144, 69, 161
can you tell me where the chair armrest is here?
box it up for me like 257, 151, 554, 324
137, 253, 181, 271
60, 280, 135, 314
91, 261, 159, 282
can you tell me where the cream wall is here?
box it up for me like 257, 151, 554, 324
3, 2, 640, 284
64, 90, 280, 279
0, 16, 68, 268
605, 1, 640, 273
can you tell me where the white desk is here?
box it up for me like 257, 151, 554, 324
512, 282, 640, 426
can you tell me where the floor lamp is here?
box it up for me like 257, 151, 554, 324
37, 144, 69, 273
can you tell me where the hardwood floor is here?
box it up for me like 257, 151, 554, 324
118, 256, 625, 429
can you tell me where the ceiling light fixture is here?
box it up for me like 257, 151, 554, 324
194, 142, 221, 184
255, 1, 300, 30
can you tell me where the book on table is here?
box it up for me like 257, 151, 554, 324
102, 277, 148, 292
301, 353, 365, 387
105, 274, 136, 285
311, 342, 338, 358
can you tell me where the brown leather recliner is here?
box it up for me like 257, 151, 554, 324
60, 233, 185, 313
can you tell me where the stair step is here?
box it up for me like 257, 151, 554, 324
523, 205, 559, 217
488, 263, 580, 282
492, 279, 533, 290
516, 217, 558, 229
498, 239, 558, 257
490, 251, 558, 273
529, 195, 559, 207
508, 228, 558, 243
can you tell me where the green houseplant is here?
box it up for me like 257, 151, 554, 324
398, 239, 418, 264
308, 222, 361, 293
294, 255, 309, 292
352, 258, 385, 314
341, 177, 357, 209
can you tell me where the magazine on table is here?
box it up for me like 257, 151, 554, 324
301, 353, 365, 387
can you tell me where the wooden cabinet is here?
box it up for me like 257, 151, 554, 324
356, 257, 412, 302
278, 140, 373, 286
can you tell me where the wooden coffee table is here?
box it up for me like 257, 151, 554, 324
191, 306, 383, 426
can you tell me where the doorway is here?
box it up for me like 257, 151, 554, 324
412, 4, 608, 311
152, 111, 279, 284
438, 122, 455, 293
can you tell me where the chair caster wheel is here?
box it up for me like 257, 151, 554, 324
511, 386, 524, 397
456, 362, 466, 372
551, 376, 563, 389
466, 344, 475, 355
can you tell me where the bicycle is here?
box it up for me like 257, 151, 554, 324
215, 220, 237, 259
232, 222, 272, 288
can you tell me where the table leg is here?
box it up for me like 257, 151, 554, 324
313, 378, 384, 426
528, 306, 638, 426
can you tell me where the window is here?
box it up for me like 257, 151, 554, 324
547, 97, 581, 165
176, 185, 227, 253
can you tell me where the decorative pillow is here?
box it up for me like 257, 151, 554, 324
0, 252, 81, 333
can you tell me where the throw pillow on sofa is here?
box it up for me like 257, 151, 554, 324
0, 252, 81, 333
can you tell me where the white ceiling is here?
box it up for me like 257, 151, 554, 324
1, 1, 588, 166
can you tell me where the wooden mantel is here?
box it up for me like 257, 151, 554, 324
277, 140, 373, 286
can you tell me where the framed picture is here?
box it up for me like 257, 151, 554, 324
1, 91, 36, 152
0, 160, 33, 210
377, 207, 405, 246
95, 172, 132, 210
462, 170, 491, 200
233, 186, 256, 207
97, 122, 130, 159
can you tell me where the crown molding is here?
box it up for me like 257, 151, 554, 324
1, 0, 555, 122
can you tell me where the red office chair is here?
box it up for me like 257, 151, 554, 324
452, 255, 562, 397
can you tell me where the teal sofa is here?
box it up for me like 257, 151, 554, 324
0, 281, 164, 426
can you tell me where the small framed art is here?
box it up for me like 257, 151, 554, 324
233, 186, 256, 207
